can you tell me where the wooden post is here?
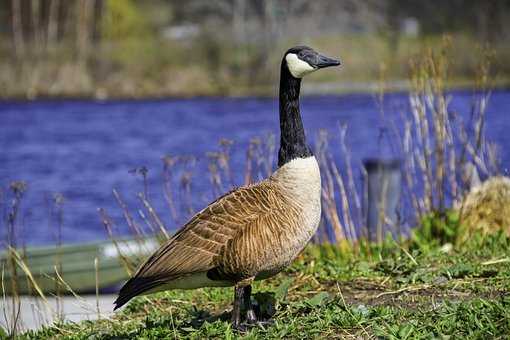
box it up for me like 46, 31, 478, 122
363, 158, 401, 243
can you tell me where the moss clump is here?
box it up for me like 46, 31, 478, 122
458, 176, 510, 243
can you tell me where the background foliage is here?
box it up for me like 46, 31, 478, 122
1, 0, 509, 98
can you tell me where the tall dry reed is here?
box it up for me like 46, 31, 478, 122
106, 44, 498, 251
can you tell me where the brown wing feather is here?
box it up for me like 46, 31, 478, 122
114, 182, 280, 309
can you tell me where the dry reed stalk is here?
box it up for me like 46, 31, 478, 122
458, 126, 490, 176
458, 120, 475, 189
98, 208, 134, 276
206, 152, 224, 198
486, 143, 500, 175
321, 189, 346, 242
1, 263, 9, 332
410, 91, 434, 212
432, 100, 447, 212
135, 209, 154, 235
262, 133, 276, 177
403, 46, 443, 217
429, 50, 449, 213
51, 193, 65, 321
113, 189, 144, 237
246, 135, 275, 183
218, 138, 235, 188
140, 167, 150, 200
129, 166, 150, 199
5, 181, 26, 336
177, 156, 197, 218
338, 123, 362, 231
249, 138, 263, 182
412, 54, 441, 212
162, 155, 180, 224
361, 166, 369, 241
254, 138, 266, 181
10, 247, 54, 319
138, 193, 169, 239
94, 257, 100, 319
6, 250, 20, 334
328, 155, 356, 241
316, 131, 346, 242
52, 265, 98, 316
244, 140, 256, 185
474, 95, 488, 155
458, 109, 474, 180
28, 296, 49, 332
402, 120, 422, 218
2, 263, 51, 332
445, 108, 459, 201
398, 40, 498, 226
180, 171, 195, 218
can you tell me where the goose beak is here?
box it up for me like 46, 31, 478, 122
315, 54, 341, 69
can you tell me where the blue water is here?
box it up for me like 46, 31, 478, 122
1, 91, 509, 247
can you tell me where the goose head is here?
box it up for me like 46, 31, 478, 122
283, 46, 340, 79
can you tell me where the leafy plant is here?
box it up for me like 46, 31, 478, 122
412, 210, 460, 250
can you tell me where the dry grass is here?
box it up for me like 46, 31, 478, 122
457, 176, 510, 243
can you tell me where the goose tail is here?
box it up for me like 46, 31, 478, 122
113, 276, 163, 310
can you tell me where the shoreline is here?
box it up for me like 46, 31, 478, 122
1, 79, 508, 102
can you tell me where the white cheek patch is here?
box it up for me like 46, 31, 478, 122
285, 53, 316, 78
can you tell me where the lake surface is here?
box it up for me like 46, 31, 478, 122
1, 91, 509, 247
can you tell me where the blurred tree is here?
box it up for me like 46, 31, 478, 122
1, 0, 509, 97
102, 0, 150, 41
385, 0, 510, 41
5, 0, 104, 58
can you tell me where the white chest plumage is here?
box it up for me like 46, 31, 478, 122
273, 156, 322, 213
266, 156, 322, 269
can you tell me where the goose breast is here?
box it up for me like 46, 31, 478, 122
218, 156, 321, 279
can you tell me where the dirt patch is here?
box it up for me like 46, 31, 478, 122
318, 278, 508, 310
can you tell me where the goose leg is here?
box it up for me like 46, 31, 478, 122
231, 286, 244, 329
243, 285, 257, 324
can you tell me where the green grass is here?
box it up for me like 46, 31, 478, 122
17, 232, 510, 339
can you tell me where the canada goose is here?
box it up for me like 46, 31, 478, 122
114, 46, 340, 329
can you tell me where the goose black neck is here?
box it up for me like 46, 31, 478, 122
277, 63, 312, 167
